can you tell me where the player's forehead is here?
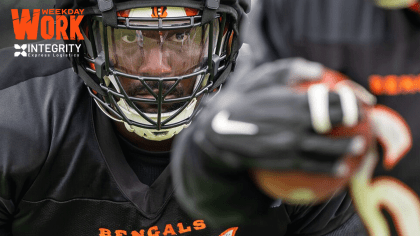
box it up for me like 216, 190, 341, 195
140, 28, 193, 37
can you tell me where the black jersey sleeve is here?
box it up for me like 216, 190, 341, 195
282, 193, 356, 235
244, 0, 291, 66
0, 44, 72, 230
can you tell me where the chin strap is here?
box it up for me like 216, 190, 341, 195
76, 64, 107, 96
210, 63, 233, 91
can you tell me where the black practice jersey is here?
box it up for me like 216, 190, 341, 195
0, 42, 284, 236
249, 0, 420, 235
0, 39, 361, 236
116, 134, 170, 187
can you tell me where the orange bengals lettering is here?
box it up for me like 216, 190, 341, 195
115, 230, 128, 236
177, 223, 191, 233
99, 228, 112, 236
148, 226, 160, 236
162, 224, 177, 236
192, 220, 206, 230
99, 220, 207, 236
130, 230, 145, 236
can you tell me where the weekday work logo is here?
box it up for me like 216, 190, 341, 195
11, 9, 85, 57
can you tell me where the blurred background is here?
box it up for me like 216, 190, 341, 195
0, 0, 55, 49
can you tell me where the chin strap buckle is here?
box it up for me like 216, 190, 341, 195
202, 0, 220, 24
211, 54, 222, 76
206, 0, 220, 9
98, 0, 118, 27
93, 52, 108, 79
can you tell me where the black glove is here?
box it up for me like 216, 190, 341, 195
171, 58, 373, 228
196, 58, 369, 174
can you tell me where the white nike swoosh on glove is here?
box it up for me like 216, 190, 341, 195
211, 110, 259, 135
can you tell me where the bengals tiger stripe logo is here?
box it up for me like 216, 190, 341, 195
151, 7, 168, 18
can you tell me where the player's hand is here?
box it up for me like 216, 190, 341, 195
171, 58, 375, 227
193, 58, 375, 175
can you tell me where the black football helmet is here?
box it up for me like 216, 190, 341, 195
55, 0, 250, 141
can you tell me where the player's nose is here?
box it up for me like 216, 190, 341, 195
138, 46, 171, 77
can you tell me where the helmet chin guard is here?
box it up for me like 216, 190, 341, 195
372, 0, 417, 9
118, 98, 198, 141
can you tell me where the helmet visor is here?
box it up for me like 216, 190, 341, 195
105, 24, 212, 77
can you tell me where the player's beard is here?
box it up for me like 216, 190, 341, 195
125, 81, 187, 114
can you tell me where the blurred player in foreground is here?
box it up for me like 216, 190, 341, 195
171, 0, 420, 235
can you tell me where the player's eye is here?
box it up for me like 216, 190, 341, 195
170, 32, 189, 43
122, 34, 137, 43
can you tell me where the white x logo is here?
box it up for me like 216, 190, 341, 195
14, 44, 27, 57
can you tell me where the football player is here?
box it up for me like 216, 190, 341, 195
0, 0, 368, 236
171, 0, 420, 236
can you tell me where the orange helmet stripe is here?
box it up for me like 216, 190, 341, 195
185, 8, 199, 16
117, 10, 130, 17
